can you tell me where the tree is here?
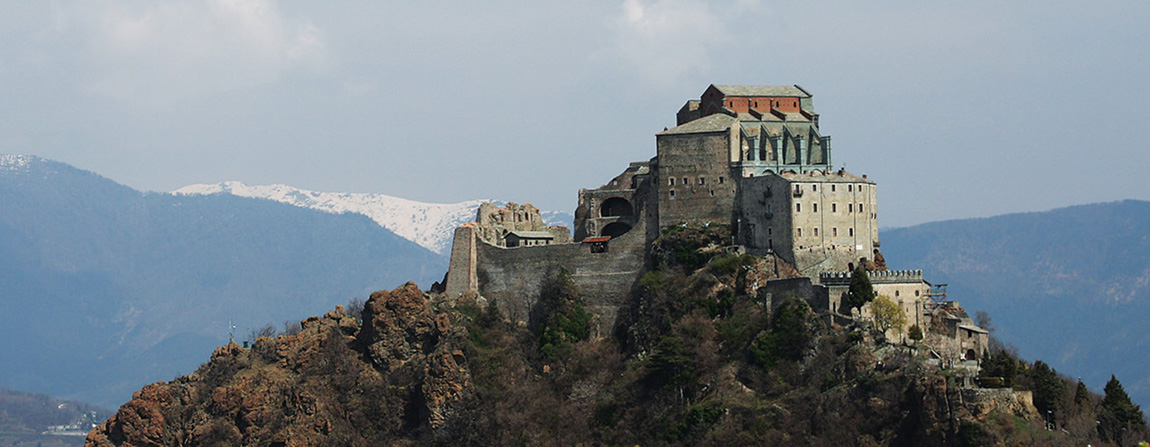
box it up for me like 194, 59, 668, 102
1029, 361, 1066, 423
1098, 375, 1147, 442
907, 324, 924, 343
845, 265, 875, 313
534, 268, 591, 359
869, 295, 906, 338
974, 310, 994, 333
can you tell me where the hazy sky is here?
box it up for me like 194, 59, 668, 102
2, 0, 1148, 227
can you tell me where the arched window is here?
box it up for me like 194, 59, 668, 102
599, 197, 633, 218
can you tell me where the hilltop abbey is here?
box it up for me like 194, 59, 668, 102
444, 85, 986, 360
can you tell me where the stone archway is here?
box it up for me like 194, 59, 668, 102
599, 197, 633, 218
601, 222, 632, 239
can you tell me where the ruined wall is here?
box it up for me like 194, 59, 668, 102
476, 223, 646, 337
444, 225, 477, 298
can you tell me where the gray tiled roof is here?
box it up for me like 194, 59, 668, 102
659, 113, 735, 135
714, 85, 809, 97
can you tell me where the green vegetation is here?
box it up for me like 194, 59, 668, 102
845, 264, 876, 312
534, 268, 592, 359
869, 295, 906, 336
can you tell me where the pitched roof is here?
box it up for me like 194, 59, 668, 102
659, 113, 735, 135
713, 85, 809, 98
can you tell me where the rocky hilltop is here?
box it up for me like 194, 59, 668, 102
87, 283, 470, 447
86, 228, 1139, 446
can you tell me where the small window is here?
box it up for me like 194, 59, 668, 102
813, 227, 819, 236
682, 177, 688, 185
797, 228, 802, 237
832, 203, 837, 212
669, 190, 676, 197
796, 203, 802, 212
668, 178, 675, 186
859, 203, 864, 212
915, 290, 920, 297
849, 185, 853, 192
812, 184, 817, 192
849, 228, 854, 237
709, 190, 715, 197
698, 177, 706, 185
832, 227, 837, 237
895, 291, 900, 297
848, 203, 853, 213
813, 203, 818, 213
831, 185, 836, 192
718, 177, 725, 184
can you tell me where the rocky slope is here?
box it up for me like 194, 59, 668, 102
88, 228, 1119, 446
87, 283, 471, 447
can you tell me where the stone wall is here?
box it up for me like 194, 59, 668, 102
654, 129, 738, 229
476, 222, 646, 336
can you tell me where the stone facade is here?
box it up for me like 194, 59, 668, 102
739, 170, 878, 276
443, 84, 985, 353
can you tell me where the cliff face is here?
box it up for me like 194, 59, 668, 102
86, 283, 471, 447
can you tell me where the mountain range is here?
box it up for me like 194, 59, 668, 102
172, 181, 573, 255
880, 200, 1150, 410
0, 155, 445, 408
2, 154, 1148, 415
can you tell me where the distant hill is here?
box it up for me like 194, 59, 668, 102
174, 181, 575, 255
881, 200, 1150, 408
0, 155, 446, 409
0, 385, 110, 447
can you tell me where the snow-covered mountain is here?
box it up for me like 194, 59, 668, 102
173, 182, 573, 255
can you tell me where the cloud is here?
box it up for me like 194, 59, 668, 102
597, 0, 763, 88
64, 0, 328, 105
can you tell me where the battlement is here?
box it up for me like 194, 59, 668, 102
819, 269, 924, 285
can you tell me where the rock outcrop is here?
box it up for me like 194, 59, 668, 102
86, 283, 471, 447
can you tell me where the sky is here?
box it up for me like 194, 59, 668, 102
1, 0, 1148, 228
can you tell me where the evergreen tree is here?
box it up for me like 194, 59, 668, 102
845, 265, 876, 313
1074, 379, 1091, 408
1029, 361, 1066, 423
1098, 375, 1147, 442
907, 324, 924, 343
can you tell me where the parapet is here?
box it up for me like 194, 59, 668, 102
818, 269, 924, 286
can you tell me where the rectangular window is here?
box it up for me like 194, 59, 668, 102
832, 203, 837, 213
813, 203, 818, 213
682, 177, 688, 185
668, 178, 674, 186
831, 185, 836, 192
849, 185, 853, 192
698, 177, 706, 185
812, 184, 817, 192
859, 203, 863, 212
848, 203, 853, 213
813, 228, 819, 236
718, 176, 725, 184
797, 228, 802, 237
832, 228, 838, 237
669, 190, 676, 197
849, 228, 854, 237
796, 203, 801, 212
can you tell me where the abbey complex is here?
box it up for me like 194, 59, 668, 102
444, 84, 987, 364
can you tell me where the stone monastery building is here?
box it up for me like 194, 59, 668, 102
444, 84, 986, 359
